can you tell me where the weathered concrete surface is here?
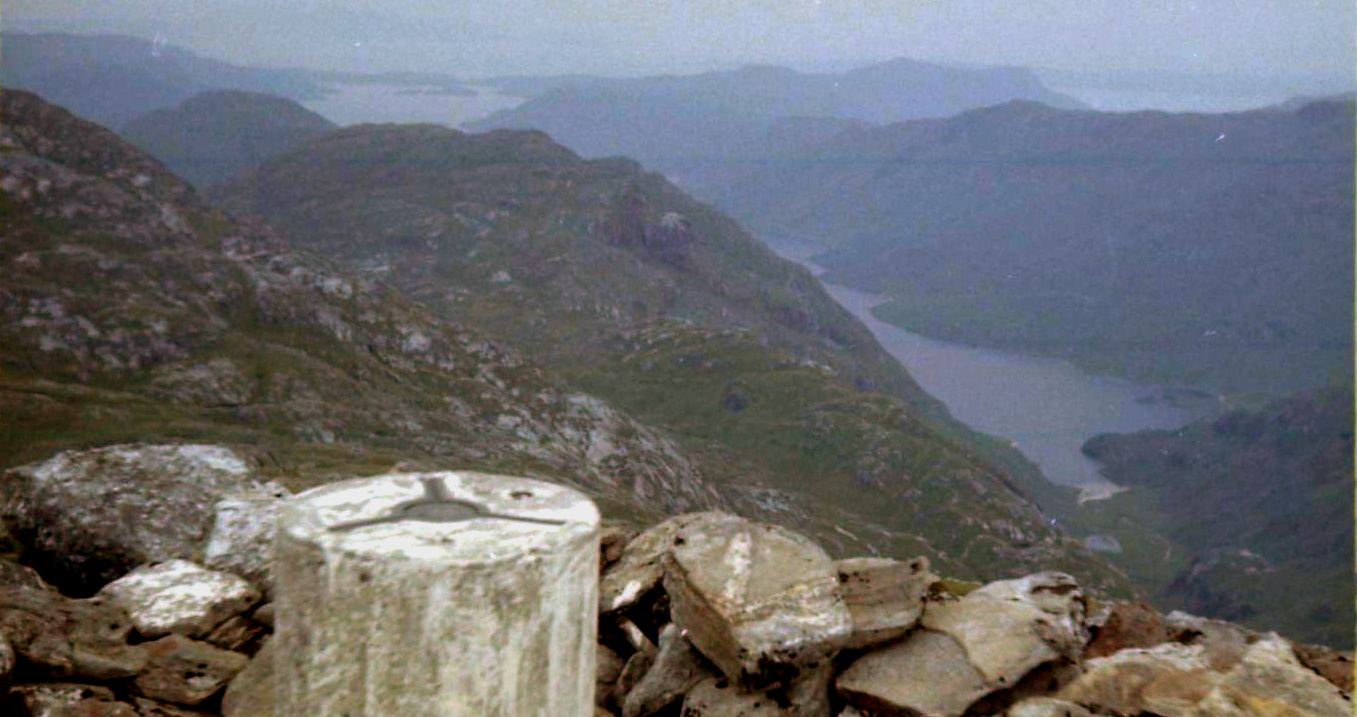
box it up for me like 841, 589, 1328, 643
274, 471, 600, 717
663, 514, 851, 691
0, 444, 284, 594
834, 556, 931, 650
97, 560, 261, 639
837, 629, 990, 717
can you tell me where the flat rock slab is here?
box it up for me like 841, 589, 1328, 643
921, 572, 1087, 688
0, 444, 284, 593
663, 514, 850, 691
98, 560, 261, 639
837, 628, 989, 717
0, 584, 140, 681
834, 556, 931, 650
133, 635, 249, 707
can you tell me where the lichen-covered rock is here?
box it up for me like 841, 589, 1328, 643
837, 629, 990, 717
133, 634, 249, 706
835, 556, 931, 650
0, 444, 285, 594
97, 560, 261, 639
663, 514, 851, 691
202, 493, 290, 596
623, 624, 718, 717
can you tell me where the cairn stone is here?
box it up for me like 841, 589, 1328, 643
662, 514, 850, 691
834, 556, 932, 650
97, 560, 261, 639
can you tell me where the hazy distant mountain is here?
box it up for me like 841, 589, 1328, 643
0, 33, 328, 129
469, 59, 1085, 171
1082, 386, 1354, 647
706, 99, 1355, 395
120, 90, 338, 188
212, 121, 1129, 589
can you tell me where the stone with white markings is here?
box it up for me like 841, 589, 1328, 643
664, 514, 851, 691
600, 512, 715, 614
202, 493, 289, 596
274, 472, 600, 717
98, 560, 261, 639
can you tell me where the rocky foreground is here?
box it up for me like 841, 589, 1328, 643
0, 444, 1351, 716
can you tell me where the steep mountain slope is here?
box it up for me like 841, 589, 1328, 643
0, 33, 326, 129
705, 99, 1355, 395
120, 90, 338, 188
1081, 386, 1354, 646
470, 59, 1083, 172
0, 89, 723, 524
212, 122, 1129, 590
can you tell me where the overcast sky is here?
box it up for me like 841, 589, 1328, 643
10, 0, 1356, 82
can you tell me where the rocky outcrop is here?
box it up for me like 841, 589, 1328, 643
0, 444, 287, 595
0, 501, 1350, 716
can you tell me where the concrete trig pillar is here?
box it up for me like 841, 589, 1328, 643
274, 472, 600, 716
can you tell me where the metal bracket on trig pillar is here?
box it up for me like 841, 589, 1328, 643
328, 476, 567, 532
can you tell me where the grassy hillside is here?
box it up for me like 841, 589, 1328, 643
213, 122, 1132, 591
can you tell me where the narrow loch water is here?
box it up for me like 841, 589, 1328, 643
766, 236, 1220, 497
301, 83, 524, 128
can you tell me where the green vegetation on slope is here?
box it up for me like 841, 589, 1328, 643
1078, 386, 1354, 647
213, 121, 1132, 592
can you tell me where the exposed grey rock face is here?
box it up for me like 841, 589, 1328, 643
622, 624, 718, 717
0, 444, 285, 594
97, 560, 261, 639
663, 513, 851, 691
834, 556, 931, 650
